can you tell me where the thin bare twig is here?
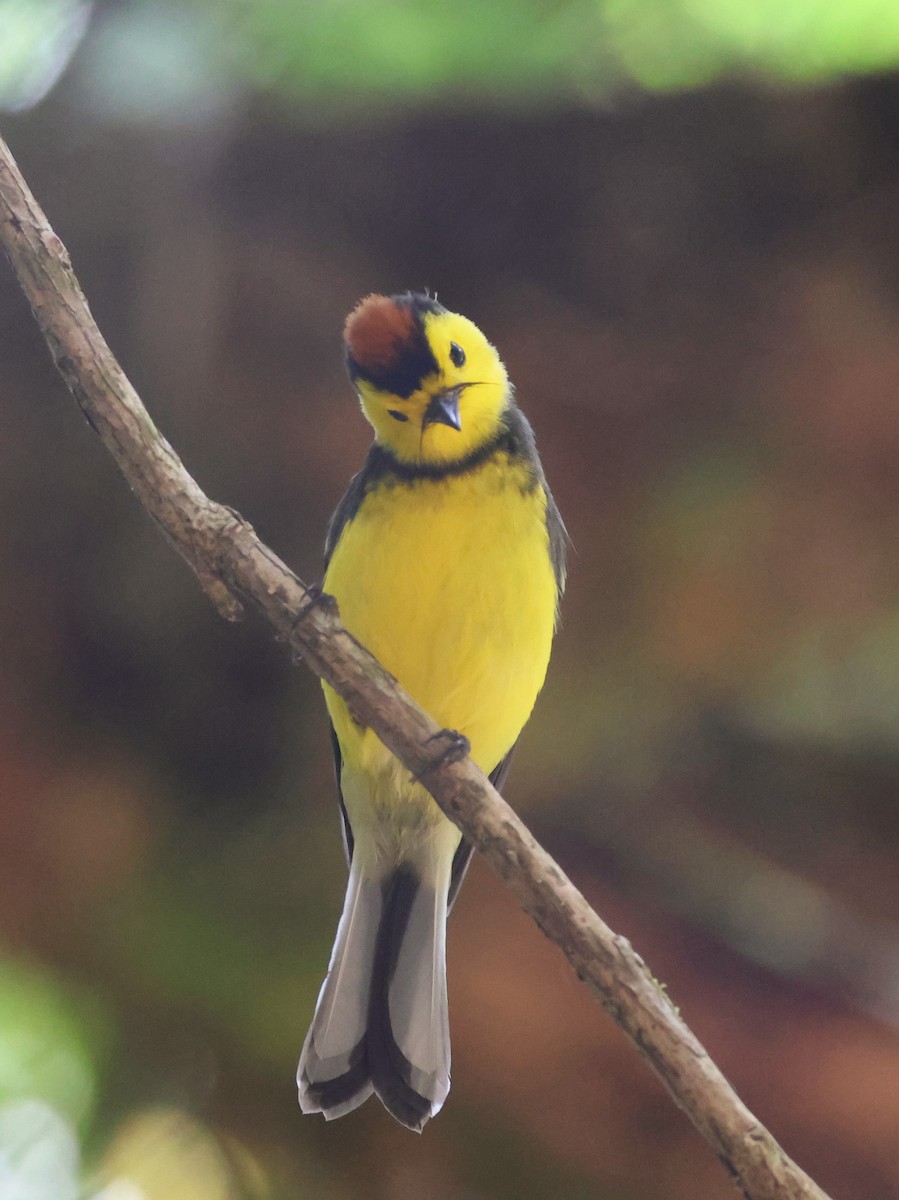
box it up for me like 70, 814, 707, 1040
0, 134, 831, 1200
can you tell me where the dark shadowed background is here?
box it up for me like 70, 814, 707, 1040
4, 2, 899, 1198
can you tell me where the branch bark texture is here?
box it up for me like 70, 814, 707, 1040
0, 134, 832, 1200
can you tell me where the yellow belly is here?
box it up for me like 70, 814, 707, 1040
323, 454, 557, 793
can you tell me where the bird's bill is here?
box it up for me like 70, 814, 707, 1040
423, 387, 463, 432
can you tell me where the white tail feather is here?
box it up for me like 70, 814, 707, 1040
385, 879, 450, 1109
297, 860, 382, 1120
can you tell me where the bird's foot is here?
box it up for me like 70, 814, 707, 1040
285, 585, 339, 662
425, 728, 471, 770
291, 585, 339, 628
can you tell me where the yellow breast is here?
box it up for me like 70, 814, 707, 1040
323, 453, 557, 781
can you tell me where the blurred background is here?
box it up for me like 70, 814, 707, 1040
3, 1, 899, 1197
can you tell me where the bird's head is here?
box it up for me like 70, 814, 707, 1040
343, 292, 510, 466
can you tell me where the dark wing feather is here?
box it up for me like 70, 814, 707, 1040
328, 722, 354, 865
324, 452, 387, 863
501, 406, 568, 597
324, 454, 376, 568
324, 452, 389, 864
545, 485, 569, 597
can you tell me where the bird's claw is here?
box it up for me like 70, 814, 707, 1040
426, 728, 471, 768
286, 586, 339, 662
291, 585, 339, 630
411, 728, 470, 784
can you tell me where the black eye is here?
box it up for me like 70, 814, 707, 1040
388, 409, 409, 422
449, 342, 465, 368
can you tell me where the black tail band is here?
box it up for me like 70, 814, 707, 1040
367, 865, 433, 1131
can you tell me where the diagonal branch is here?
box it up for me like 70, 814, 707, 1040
0, 133, 831, 1200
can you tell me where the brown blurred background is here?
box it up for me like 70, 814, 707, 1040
4, 2, 899, 1198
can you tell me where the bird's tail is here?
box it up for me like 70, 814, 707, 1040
297, 854, 451, 1131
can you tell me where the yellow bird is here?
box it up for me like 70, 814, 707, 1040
297, 292, 566, 1130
